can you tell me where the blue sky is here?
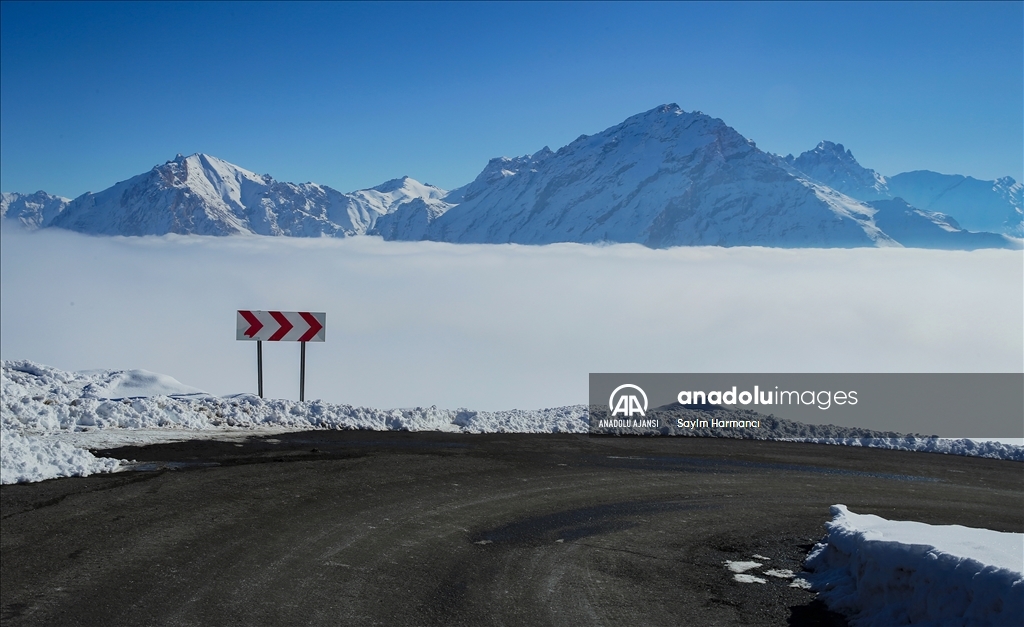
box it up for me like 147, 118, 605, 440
2, 1, 1021, 198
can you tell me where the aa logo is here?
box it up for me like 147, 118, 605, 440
609, 384, 648, 417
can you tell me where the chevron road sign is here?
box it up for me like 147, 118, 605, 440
237, 310, 326, 401
237, 310, 325, 342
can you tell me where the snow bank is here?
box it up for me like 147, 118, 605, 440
637, 406, 1023, 461
0, 360, 588, 484
1, 430, 121, 484
2, 360, 208, 402
1, 360, 587, 436
805, 505, 1024, 627
2, 360, 1022, 484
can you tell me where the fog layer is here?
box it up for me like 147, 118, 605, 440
2, 229, 1020, 410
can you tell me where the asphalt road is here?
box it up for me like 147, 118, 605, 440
2, 432, 1021, 626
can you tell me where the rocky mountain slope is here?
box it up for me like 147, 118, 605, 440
2, 154, 447, 237
783, 141, 1022, 236
376, 106, 1017, 249
377, 106, 891, 247
1, 191, 71, 229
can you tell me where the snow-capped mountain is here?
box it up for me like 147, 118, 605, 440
23, 154, 446, 237
868, 199, 1011, 250
377, 105, 891, 247
1, 191, 71, 229
376, 105, 1014, 249
783, 142, 1023, 237
4, 105, 1020, 249
886, 172, 1022, 237
351, 175, 450, 217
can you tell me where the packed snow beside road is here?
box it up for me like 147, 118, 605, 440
0, 360, 587, 483
2, 360, 1022, 484
805, 505, 1023, 627
5, 362, 208, 402
1, 360, 585, 435
1, 431, 122, 485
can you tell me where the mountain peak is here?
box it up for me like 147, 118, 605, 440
812, 141, 857, 163
806, 140, 856, 161
617, 104, 728, 138
371, 176, 415, 193
633, 103, 686, 121
784, 141, 889, 201
1, 190, 71, 229
360, 176, 446, 207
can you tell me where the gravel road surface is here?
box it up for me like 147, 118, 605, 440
2, 432, 1021, 626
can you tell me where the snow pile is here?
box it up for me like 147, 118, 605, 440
642, 406, 1023, 461
2, 360, 1022, 484
805, 504, 1024, 627
1, 430, 121, 484
4, 362, 207, 401
1, 360, 587, 436
2, 392, 588, 436
75, 368, 208, 399
2, 360, 208, 402
0, 360, 589, 483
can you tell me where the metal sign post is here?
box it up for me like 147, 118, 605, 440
237, 310, 326, 400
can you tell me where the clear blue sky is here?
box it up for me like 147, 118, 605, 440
2, 1, 1021, 198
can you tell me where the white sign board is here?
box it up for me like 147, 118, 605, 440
237, 310, 326, 342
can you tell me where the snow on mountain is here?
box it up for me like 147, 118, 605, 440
376, 105, 996, 249
372, 197, 454, 241
886, 171, 1023, 237
0, 191, 70, 229
378, 105, 895, 247
38, 154, 446, 237
869, 198, 1015, 250
50, 153, 271, 236
353, 175, 449, 213
784, 143, 1023, 238
5, 106, 1019, 248
354, 177, 454, 240
782, 141, 891, 201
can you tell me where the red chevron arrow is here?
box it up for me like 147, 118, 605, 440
269, 311, 293, 341
298, 311, 324, 342
240, 310, 264, 338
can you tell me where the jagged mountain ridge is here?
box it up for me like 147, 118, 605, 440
783, 141, 1022, 236
1, 191, 71, 229
376, 105, 1016, 249
3, 105, 1020, 249
782, 141, 891, 201
2, 154, 449, 237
